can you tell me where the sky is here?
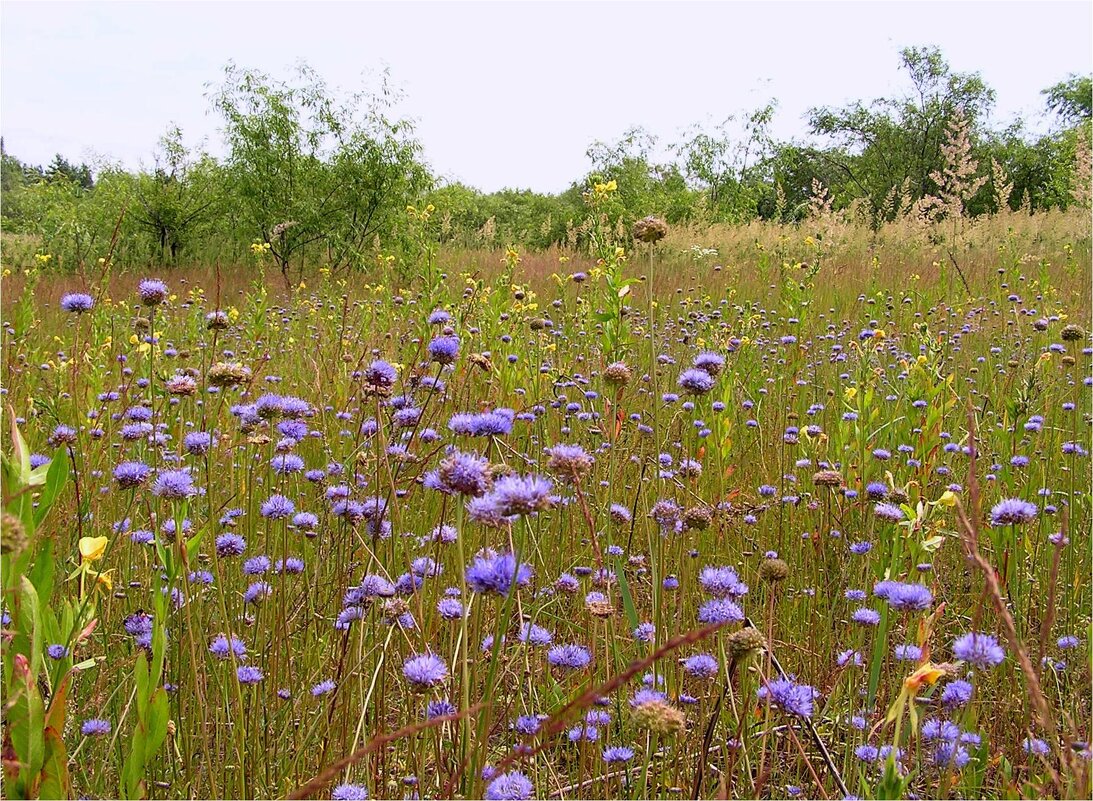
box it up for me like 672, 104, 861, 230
1, 0, 1090, 193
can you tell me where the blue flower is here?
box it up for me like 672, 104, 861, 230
484, 771, 534, 800
989, 498, 1038, 526
547, 644, 592, 671
260, 494, 295, 519
428, 335, 460, 365
331, 783, 370, 800
113, 461, 150, 489
60, 293, 94, 313
81, 718, 112, 736
757, 677, 818, 718
465, 551, 532, 596
678, 368, 715, 394
403, 653, 449, 689
152, 469, 196, 499
953, 632, 1005, 669
137, 279, 169, 306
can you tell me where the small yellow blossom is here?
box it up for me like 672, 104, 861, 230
79, 536, 109, 562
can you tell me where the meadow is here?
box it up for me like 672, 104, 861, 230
1, 206, 1091, 801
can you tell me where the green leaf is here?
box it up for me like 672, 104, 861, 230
38, 727, 70, 801
33, 449, 70, 528
8, 655, 46, 793
9, 412, 32, 485
19, 577, 44, 679
614, 559, 640, 632
146, 688, 170, 756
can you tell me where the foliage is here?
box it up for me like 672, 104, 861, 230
209, 62, 429, 280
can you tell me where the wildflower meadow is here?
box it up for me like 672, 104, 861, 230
1, 23, 1091, 801
2, 191, 1090, 801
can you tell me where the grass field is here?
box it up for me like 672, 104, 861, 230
1, 212, 1090, 800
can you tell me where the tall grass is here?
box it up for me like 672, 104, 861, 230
0, 214, 1090, 800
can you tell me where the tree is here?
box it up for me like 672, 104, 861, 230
807, 46, 995, 222
131, 126, 220, 264
1043, 75, 1092, 127
673, 102, 778, 222
209, 62, 429, 281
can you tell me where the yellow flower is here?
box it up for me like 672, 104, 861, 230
95, 569, 114, 592
937, 490, 958, 508
79, 536, 109, 562
873, 329, 887, 340
903, 662, 946, 691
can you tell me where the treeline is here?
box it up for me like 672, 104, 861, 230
1, 47, 1090, 275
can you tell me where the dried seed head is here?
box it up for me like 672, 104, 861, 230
1061, 324, 1085, 342
208, 361, 252, 388
812, 469, 843, 488
586, 599, 615, 618
603, 361, 633, 386
759, 558, 790, 584
166, 373, 198, 396
727, 627, 767, 662
632, 700, 686, 735
633, 215, 669, 244
1, 512, 27, 555
682, 505, 713, 531
888, 487, 910, 505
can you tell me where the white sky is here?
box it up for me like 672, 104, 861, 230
1, 0, 1090, 193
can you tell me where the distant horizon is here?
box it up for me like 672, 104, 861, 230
1, 1, 1090, 194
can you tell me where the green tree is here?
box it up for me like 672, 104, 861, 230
807, 46, 995, 222
209, 62, 428, 282
131, 126, 220, 264
1043, 75, 1092, 126
673, 101, 778, 222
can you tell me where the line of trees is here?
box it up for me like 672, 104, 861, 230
1, 47, 1089, 274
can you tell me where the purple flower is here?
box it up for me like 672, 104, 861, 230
603, 745, 635, 763
697, 598, 744, 625
874, 502, 905, 522
331, 784, 370, 800
940, 679, 973, 708
215, 533, 245, 557
209, 634, 247, 660
271, 453, 305, 474
678, 368, 715, 395
152, 469, 197, 500
693, 351, 725, 376
757, 677, 818, 718
81, 718, 112, 736
428, 335, 460, 365
682, 653, 719, 678
113, 461, 150, 489
183, 431, 213, 455
261, 494, 295, 519
865, 481, 888, 499
465, 551, 532, 596
547, 644, 592, 671
1023, 737, 1050, 755
989, 498, 1038, 526
852, 608, 881, 626
311, 679, 336, 697
953, 632, 1005, 669
137, 279, 169, 306
364, 360, 398, 388
484, 771, 534, 800
894, 644, 923, 661
486, 474, 553, 516
699, 566, 748, 598
436, 451, 491, 496
237, 665, 263, 685
60, 293, 94, 313
886, 583, 933, 612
